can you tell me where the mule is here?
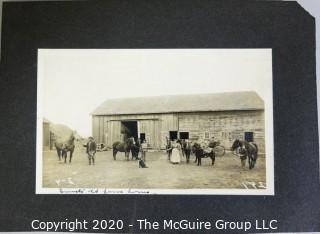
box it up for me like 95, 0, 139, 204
231, 139, 258, 169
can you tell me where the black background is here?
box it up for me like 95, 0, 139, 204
0, 0, 319, 233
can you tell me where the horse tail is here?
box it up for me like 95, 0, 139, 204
251, 143, 258, 169
253, 143, 258, 159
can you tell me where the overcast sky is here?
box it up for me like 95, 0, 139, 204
38, 49, 272, 137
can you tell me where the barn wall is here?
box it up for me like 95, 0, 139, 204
178, 110, 265, 153
92, 116, 101, 143
93, 113, 178, 149
93, 110, 265, 153
158, 113, 178, 149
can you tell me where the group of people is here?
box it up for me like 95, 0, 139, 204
134, 136, 216, 165
166, 137, 216, 165
83, 136, 252, 169
83, 134, 214, 165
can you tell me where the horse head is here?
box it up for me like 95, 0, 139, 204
125, 137, 134, 146
192, 142, 202, 151
231, 139, 242, 151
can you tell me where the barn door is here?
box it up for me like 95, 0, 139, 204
106, 121, 121, 147
139, 120, 160, 149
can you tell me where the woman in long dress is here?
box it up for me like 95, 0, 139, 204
170, 140, 181, 164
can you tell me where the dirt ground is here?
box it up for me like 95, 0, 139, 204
42, 147, 266, 190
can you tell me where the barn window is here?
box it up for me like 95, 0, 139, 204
244, 132, 254, 142
169, 131, 178, 140
204, 132, 209, 139
140, 133, 146, 142
179, 132, 189, 139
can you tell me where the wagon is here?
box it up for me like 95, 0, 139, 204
213, 145, 225, 156
96, 143, 106, 152
210, 141, 226, 157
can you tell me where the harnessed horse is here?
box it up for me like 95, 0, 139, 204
231, 139, 258, 169
192, 142, 215, 166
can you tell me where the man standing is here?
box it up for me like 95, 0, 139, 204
141, 139, 148, 162
208, 136, 216, 148
83, 137, 97, 165
166, 137, 172, 160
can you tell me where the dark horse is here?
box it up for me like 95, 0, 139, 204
55, 134, 75, 163
112, 137, 134, 160
192, 142, 215, 166
231, 139, 258, 169
183, 140, 192, 163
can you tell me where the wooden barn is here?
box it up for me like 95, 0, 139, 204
91, 91, 265, 152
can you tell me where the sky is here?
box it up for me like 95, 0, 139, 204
38, 49, 272, 137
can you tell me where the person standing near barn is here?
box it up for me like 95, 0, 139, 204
140, 139, 148, 162
208, 136, 216, 148
238, 144, 247, 168
83, 136, 97, 165
166, 136, 172, 160
170, 140, 181, 164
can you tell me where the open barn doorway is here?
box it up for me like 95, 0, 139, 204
121, 121, 138, 141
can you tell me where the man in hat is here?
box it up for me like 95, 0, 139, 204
83, 137, 97, 165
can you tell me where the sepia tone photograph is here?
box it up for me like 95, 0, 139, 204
37, 49, 274, 194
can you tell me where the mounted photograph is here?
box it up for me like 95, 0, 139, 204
36, 49, 274, 195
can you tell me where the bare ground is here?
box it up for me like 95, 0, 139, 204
43, 147, 266, 190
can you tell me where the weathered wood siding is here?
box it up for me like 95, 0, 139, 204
92, 113, 178, 149
92, 116, 103, 142
92, 110, 265, 152
178, 110, 265, 153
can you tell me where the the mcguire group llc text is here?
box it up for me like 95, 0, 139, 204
31, 218, 278, 232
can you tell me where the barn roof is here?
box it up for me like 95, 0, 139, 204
91, 91, 264, 116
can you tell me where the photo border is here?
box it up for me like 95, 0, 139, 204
36, 48, 274, 195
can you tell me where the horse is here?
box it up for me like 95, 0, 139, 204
84, 137, 97, 165
112, 137, 134, 160
55, 134, 75, 163
231, 139, 258, 169
192, 142, 215, 166
183, 140, 192, 163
